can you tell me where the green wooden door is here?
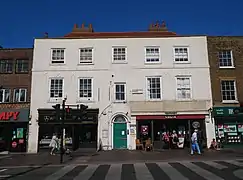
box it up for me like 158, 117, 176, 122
113, 123, 127, 149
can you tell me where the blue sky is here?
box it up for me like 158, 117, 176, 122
1, 0, 242, 48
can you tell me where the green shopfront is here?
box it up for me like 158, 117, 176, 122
213, 107, 243, 147
0, 108, 29, 152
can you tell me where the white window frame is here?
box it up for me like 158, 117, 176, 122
112, 47, 127, 63
221, 80, 238, 103
79, 48, 93, 64
13, 88, 27, 102
49, 78, 64, 99
176, 76, 192, 100
78, 77, 93, 101
218, 50, 234, 68
145, 47, 160, 63
114, 83, 126, 102
0, 89, 10, 103
173, 47, 190, 63
146, 76, 162, 100
51, 48, 65, 64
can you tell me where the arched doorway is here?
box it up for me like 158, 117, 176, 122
113, 115, 127, 149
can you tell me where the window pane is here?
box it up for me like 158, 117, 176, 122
176, 77, 191, 99
115, 84, 125, 101
174, 48, 189, 62
219, 51, 233, 67
16, 60, 29, 73
221, 80, 236, 100
50, 79, 63, 98
79, 78, 92, 98
113, 48, 126, 61
147, 77, 161, 99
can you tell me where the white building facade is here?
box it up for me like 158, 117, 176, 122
28, 26, 215, 153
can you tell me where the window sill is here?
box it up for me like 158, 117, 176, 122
0, 102, 30, 104
112, 61, 128, 64
15, 72, 29, 74
144, 62, 161, 65
77, 63, 94, 66
222, 100, 239, 104
173, 62, 191, 64
0, 72, 13, 74
176, 99, 192, 102
47, 98, 63, 103
219, 66, 235, 69
76, 99, 95, 103
49, 63, 66, 66
146, 99, 162, 101
113, 100, 127, 104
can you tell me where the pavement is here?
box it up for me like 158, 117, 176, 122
0, 159, 242, 179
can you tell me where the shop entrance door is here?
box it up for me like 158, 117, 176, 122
113, 116, 127, 149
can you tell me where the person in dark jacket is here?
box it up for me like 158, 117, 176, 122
197, 130, 203, 153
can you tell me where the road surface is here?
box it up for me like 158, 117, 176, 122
0, 159, 242, 180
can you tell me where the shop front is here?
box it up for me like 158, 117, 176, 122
0, 108, 29, 152
38, 108, 99, 151
213, 107, 243, 147
136, 114, 206, 150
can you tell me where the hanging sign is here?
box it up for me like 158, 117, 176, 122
141, 125, 148, 135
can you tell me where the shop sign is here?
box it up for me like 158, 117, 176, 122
131, 89, 143, 94
165, 115, 177, 119
0, 109, 29, 122
213, 107, 242, 116
0, 112, 19, 121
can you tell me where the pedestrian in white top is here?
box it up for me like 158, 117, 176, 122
191, 129, 201, 155
49, 134, 58, 155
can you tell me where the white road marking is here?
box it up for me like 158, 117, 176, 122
134, 163, 154, 180
105, 164, 121, 180
74, 164, 98, 180
202, 161, 227, 170
158, 162, 189, 180
233, 169, 243, 179
44, 164, 76, 180
0, 169, 7, 172
225, 160, 243, 167
181, 162, 224, 180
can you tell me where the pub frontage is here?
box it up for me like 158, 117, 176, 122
37, 107, 99, 151
0, 108, 29, 152
213, 106, 243, 147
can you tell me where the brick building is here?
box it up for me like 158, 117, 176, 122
207, 36, 243, 147
0, 48, 33, 152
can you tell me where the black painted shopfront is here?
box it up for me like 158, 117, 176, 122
214, 107, 243, 147
38, 108, 99, 151
0, 108, 29, 152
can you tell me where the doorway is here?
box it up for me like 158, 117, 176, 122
113, 116, 127, 149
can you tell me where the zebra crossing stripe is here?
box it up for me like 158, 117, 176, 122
73, 164, 98, 180
181, 162, 224, 180
158, 162, 189, 180
202, 161, 227, 170
44, 164, 76, 180
134, 163, 154, 180
105, 164, 121, 180
224, 160, 243, 167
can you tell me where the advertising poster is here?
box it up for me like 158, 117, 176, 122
17, 128, 23, 138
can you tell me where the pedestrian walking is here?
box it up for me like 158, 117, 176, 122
191, 129, 201, 155
49, 134, 58, 155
